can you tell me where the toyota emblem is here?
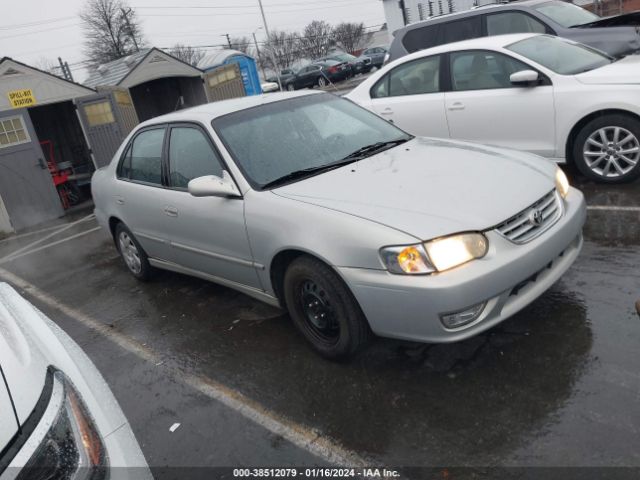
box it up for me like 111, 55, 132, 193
528, 209, 544, 227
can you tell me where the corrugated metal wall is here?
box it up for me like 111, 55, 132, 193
204, 64, 246, 102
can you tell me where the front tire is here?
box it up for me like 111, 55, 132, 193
572, 114, 640, 183
317, 76, 327, 88
115, 223, 155, 281
283, 256, 371, 360
286, 83, 295, 91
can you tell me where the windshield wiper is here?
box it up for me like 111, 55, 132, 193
261, 158, 360, 190
340, 137, 411, 161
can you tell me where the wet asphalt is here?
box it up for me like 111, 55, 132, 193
0, 172, 638, 478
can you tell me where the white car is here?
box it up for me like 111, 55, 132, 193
347, 33, 640, 183
0, 283, 151, 479
261, 81, 280, 93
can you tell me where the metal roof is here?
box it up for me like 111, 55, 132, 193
197, 49, 251, 70
83, 49, 151, 88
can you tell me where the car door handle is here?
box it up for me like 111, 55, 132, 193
448, 102, 465, 111
380, 108, 394, 116
115, 196, 125, 205
164, 206, 178, 217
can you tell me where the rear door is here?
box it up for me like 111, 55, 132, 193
160, 123, 261, 288
444, 49, 556, 157
0, 109, 63, 230
368, 55, 450, 139
115, 125, 173, 261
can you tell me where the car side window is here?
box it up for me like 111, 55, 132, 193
486, 11, 547, 35
128, 128, 165, 185
439, 17, 482, 44
388, 56, 440, 97
371, 75, 389, 98
168, 126, 224, 189
450, 50, 532, 91
402, 25, 439, 53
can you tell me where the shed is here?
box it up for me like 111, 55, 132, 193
198, 50, 262, 97
0, 57, 99, 232
84, 48, 208, 122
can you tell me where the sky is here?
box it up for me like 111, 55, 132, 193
0, 0, 387, 82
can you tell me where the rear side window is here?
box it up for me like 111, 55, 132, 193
439, 17, 482, 44
402, 25, 439, 53
120, 128, 165, 185
371, 56, 440, 98
168, 127, 223, 189
486, 12, 548, 35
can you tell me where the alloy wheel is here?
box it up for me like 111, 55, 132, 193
118, 232, 142, 274
583, 126, 640, 178
318, 77, 327, 88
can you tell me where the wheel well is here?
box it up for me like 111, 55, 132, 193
108, 217, 122, 240
566, 109, 640, 164
270, 250, 328, 307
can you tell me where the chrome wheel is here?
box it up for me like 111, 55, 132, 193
118, 232, 142, 274
318, 77, 327, 88
583, 126, 640, 178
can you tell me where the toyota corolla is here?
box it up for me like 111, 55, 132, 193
92, 92, 586, 359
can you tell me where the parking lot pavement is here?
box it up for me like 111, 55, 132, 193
0, 173, 639, 475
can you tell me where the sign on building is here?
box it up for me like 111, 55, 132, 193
7, 89, 36, 108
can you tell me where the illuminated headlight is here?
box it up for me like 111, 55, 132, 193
380, 233, 488, 274
16, 370, 107, 480
555, 167, 570, 199
423, 233, 488, 272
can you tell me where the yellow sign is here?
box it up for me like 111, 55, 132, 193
8, 89, 36, 108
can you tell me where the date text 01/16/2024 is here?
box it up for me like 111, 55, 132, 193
232, 468, 401, 478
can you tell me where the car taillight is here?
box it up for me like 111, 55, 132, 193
328, 66, 337, 73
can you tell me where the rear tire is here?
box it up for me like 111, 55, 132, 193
572, 114, 640, 183
317, 76, 327, 88
286, 83, 295, 91
283, 256, 371, 360
115, 223, 155, 281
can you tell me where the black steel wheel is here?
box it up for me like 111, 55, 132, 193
283, 255, 371, 359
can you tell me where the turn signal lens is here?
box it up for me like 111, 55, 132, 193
424, 233, 488, 272
380, 244, 434, 275
555, 167, 570, 199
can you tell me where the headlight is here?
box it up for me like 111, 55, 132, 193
15, 370, 107, 480
423, 233, 488, 272
555, 167, 569, 199
380, 233, 488, 274
380, 244, 435, 274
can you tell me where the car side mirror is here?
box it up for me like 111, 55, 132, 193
510, 70, 540, 86
188, 171, 241, 198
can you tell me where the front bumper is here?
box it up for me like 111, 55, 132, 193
338, 188, 586, 343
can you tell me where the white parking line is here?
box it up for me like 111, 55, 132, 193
0, 267, 370, 468
0, 228, 101, 265
587, 205, 640, 212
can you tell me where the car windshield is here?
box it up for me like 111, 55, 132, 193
212, 94, 411, 189
507, 35, 612, 75
533, 1, 600, 27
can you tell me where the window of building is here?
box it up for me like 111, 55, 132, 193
0, 116, 30, 148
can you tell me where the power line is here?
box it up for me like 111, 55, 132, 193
133, 0, 377, 9
0, 16, 75, 30
0, 22, 80, 41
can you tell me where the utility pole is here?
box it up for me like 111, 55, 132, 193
253, 32, 267, 80
121, 8, 139, 52
223, 33, 232, 49
398, 0, 408, 26
257, 0, 282, 91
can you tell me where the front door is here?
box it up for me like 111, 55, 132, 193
368, 55, 450, 139
444, 50, 556, 157
0, 109, 63, 230
161, 124, 261, 289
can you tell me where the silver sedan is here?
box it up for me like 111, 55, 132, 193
92, 91, 586, 359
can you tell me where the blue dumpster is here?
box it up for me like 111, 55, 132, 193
198, 49, 262, 96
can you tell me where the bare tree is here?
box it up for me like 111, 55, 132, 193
34, 57, 60, 75
299, 20, 334, 60
333, 22, 372, 54
80, 0, 145, 68
168, 44, 205, 67
229, 36, 252, 55
261, 30, 302, 72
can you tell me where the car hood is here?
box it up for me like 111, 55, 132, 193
274, 138, 556, 240
576, 11, 640, 28
0, 283, 48, 436
575, 55, 640, 84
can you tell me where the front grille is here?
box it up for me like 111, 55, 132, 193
495, 189, 562, 244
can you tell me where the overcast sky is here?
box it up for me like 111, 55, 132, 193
1, 0, 386, 81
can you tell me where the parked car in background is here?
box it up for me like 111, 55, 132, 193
359, 46, 389, 69
348, 33, 640, 183
283, 61, 349, 90
92, 91, 585, 359
316, 53, 368, 75
387, 0, 640, 63
261, 81, 279, 93
0, 283, 151, 479
266, 68, 296, 85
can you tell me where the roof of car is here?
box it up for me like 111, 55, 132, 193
137, 91, 323, 127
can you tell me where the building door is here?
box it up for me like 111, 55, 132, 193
0, 108, 63, 231
203, 64, 245, 102
76, 90, 138, 169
